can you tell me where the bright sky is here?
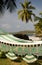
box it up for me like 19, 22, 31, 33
0, 0, 42, 32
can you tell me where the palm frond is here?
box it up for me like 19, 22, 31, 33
35, 20, 42, 34
24, 0, 31, 6
5, 0, 8, 5
21, 15, 24, 21
5, 0, 17, 12
0, 0, 4, 13
27, 1, 31, 5
32, 13, 36, 17
7, 1, 10, 9
18, 10, 23, 15
25, 16, 29, 22
34, 16, 41, 21
0, 0, 4, 5
9, 2, 14, 12
28, 5, 35, 9
18, 12, 24, 19
18, 0, 36, 23
24, 1, 31, 8
20, 1, 31, 9
12, 0, 17, 7
20, 3, 25, 9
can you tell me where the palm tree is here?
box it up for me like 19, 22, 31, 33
0, 0, 17, 13
18, 0, 35, 23
5, 0, 17, 12
35, 20, 42, 33
0, 0, 4, 13
34, 14, 42, 36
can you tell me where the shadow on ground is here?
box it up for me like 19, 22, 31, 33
28, 61, 41, 65
13, 57, 22, 62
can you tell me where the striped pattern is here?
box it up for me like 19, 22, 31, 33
0, 34, 42, 45
0, 34, 42, 63
0, 34, 42, 56
0, 34, 29, 43
5, 52, 37, 63
5, 52, 17, 60
22, 54, 37, 63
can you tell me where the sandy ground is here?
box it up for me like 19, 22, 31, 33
0, 58, 42, 65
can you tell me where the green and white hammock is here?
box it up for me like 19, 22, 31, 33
0, 34, 42, 63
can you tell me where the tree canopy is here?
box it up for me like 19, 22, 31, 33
18, 0, 35, 23
34, 13, 42, 35
0, 0, 17, 13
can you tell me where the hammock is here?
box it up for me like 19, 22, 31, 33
0, 34, 42, 63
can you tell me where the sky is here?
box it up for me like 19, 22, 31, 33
0, 0, 42, 33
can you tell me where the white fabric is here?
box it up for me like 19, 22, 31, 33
0, 34, 42, 45
6, 52, 17, 60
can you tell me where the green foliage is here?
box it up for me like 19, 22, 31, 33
18, 0, 35, 23
40, 12, 42, 15
34, 15, 42, 35
0, 52, 6, 58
